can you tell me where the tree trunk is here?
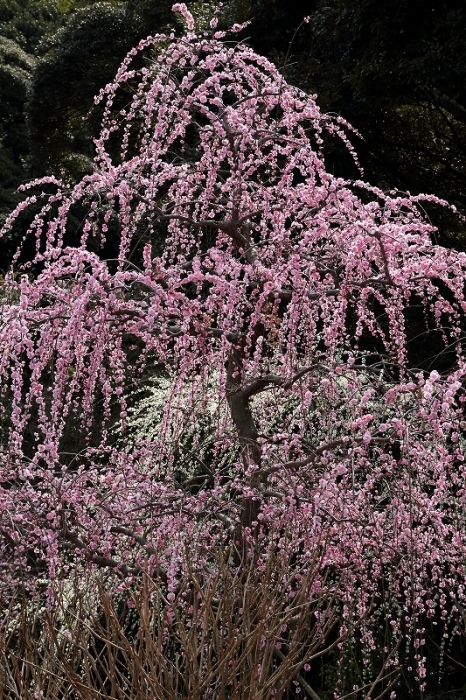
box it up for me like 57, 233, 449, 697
226, 346, 262, 533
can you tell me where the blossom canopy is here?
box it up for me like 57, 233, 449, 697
1, 4, 466, 691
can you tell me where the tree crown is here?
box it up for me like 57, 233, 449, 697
1, 5, 466, 689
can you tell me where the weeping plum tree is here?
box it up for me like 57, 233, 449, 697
1, 3, 466, 692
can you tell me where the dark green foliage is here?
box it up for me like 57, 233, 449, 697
0, 36, 35, 237
0, 0, 61, 52
125, 0, 184, 33
0, 0, 63, 260
26, 0, 189, 180
308, 0, 466, 245
0, 37, 34, 148
26, 2, 130, 179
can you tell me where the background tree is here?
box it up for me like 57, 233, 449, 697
25, 0, 191, 181
0, 0, 62, 52
26, 1, 130, 181
0, 36, 35, 239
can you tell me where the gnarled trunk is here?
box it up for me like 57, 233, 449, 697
226, 346, 262, 532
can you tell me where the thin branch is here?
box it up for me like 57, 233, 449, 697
261, 436, 391, 477
274, 648, 323, 700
